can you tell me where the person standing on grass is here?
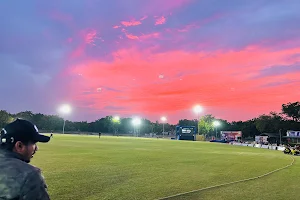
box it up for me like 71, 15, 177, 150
99, 132, 102, 139
0, 118, 51, 200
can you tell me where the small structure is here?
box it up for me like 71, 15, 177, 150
283, 130, 300, 144
256, 133, 280, 144
176, 126, 197, 141
220, 131, 242, 141
255, 135, 268, 144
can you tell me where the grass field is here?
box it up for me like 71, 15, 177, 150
31, 134, 299, 200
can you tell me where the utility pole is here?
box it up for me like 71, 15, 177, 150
279, 129, 282, 145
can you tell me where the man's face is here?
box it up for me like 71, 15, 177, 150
14, 141, 38, 163
24, 142, 38, 162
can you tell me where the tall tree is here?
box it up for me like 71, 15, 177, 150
178, 119, 198, 127
230, 120, 260, 138
254, 112, 283, 133
198, 115, 214, 135
14, 111, 34, 121
282, 101, 300, 122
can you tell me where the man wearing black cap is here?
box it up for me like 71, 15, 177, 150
0, 118, 51, 200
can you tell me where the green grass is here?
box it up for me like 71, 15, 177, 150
31, 135, 299, 200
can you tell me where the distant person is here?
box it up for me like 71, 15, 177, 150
50, 133, 53, 138
99, 132, 102, 139
0, 118, 51, 199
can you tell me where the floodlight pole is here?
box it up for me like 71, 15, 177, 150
195, 111, 201, 134
161, 117, 167, 137
279, 129, 282, 145
63, 119, 66, 134
59, 104, 71, 134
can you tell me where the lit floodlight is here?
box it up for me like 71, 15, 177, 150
213, 121, 221, 127
132, 117, 141, 126
161, 116, 167, 134
161, 116, 167, 122
58, 104, 71, 134
59, 104, 71, 115
193, 105, 203, 114
113, 116, 120, 122
112, 116, 120, 124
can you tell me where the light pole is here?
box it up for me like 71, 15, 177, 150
161, 116, 167, 137
58, 104, 71, 134
213, 121, 221, 138
112, 116, 120, 135
132, 117, 141, 137
279, 129, 282, 145
193, 105, 203, 134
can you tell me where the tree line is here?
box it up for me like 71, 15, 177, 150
0, 101, 299, 138
0, 110, 175, 135
194, 101, 300, 139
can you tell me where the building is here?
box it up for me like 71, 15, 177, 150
283, 130, 300, 144
220, 131, 242, 141
257, 133, 280, 144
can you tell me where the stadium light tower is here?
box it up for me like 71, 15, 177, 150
132, 117, 141, 137
161, 116, 167, 137
58, 104, 71, 134
112, 116, 120, 135
213, 120, 221, 138
193, 105, 203, 120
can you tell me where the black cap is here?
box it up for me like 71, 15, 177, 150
1, 119, 50, 145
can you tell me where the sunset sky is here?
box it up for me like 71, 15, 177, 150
1, 0, 300, 124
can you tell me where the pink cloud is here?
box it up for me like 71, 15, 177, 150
140, 32, 160, 40
155, 16, 166, 25
68, 29, 99, 59
125, 33, 139, 40
113, 25, 121, 29
177, 23, 199, 32
70, 45, 86, 59
123, 30, 160, 40
140, 16, 148, 21
121, 20, 142, 27
84, 29, 97, 45
66, 46, 300, 123
121, 28, 139, 40
121, 27, 160, 40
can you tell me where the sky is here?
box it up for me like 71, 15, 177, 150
0, 0, 300, 124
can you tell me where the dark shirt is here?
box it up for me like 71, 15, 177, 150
0, 149, 50, 200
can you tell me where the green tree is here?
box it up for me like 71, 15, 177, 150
229, 120, 260, 139
14, 111, 34, 121
198, 115, 214, 135
0, 110, 14, 128
282, 101, 300, 122
178, 119, 198, 127
254, 112, 283, 133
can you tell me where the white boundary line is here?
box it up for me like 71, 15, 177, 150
156, 156, 295, 200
